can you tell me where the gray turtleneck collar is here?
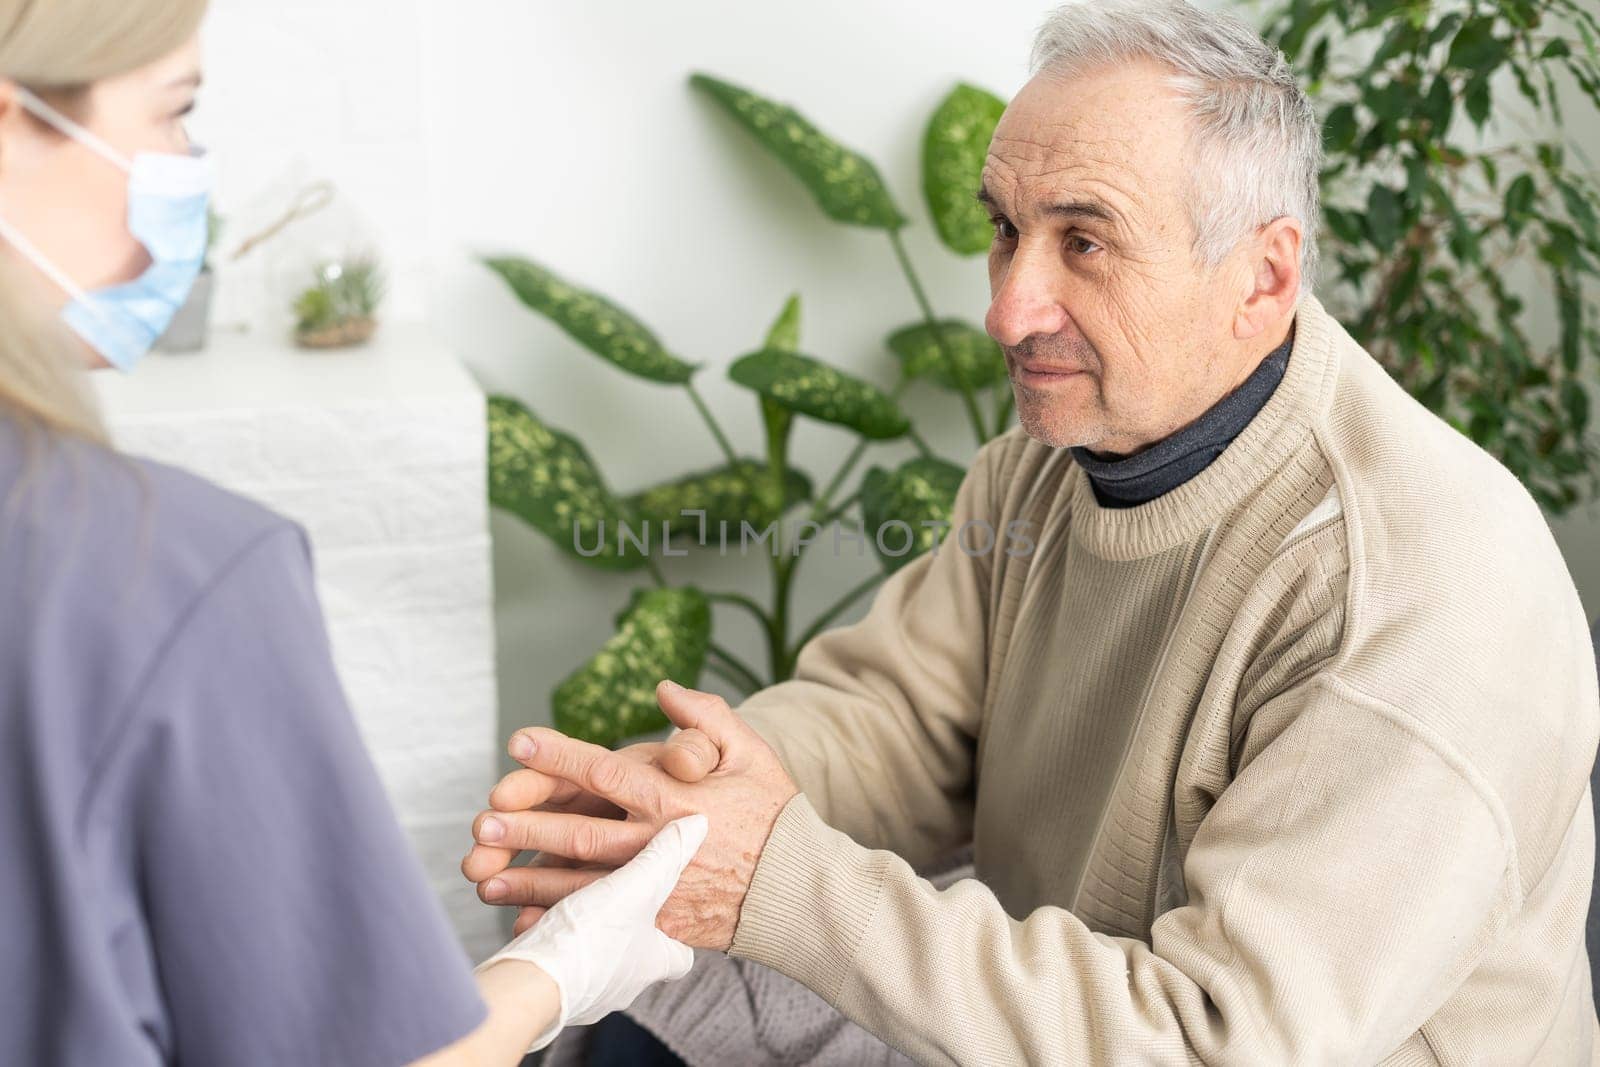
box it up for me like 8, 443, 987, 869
1069, 325, 1295, 510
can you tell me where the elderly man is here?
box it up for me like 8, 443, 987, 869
464, 1, 1600, 1061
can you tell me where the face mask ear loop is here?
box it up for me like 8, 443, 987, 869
13, 86, 133, 172
0, 211, 95, 308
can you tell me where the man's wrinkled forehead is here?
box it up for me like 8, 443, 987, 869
980, 64, 1190, 226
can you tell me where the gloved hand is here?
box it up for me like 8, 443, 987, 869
475, 814, 708, 1053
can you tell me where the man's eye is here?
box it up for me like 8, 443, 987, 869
1066, 234, 1101, 255
991, 217, 1018, 242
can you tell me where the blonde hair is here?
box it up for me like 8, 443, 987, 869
0, 0, 209, 442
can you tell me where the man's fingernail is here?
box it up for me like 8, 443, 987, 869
509, 734, 534, 760
483, 877, 506, 901
478, 816, 504, 843
662, 680, 683, 693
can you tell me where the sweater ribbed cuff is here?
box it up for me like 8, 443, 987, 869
728, 793, 889, 1004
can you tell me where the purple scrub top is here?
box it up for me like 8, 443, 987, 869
0, 417, 486, 1065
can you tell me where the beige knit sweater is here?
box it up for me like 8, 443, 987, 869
727, 294, 1600, 1065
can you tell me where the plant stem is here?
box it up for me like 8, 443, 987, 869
821, 488, 862, 526
705, 590, 775, 637
759, 394, 799, 681
686, 380, 740, 467
794, 570, 886, 651
703, 659, 753, 696
907, 429, 935, 458
811, 438, 869, 521
643, 555, 667, 587
887, 227, 987, 446
769, 554, 797, 680
708, 642, 765, 694
991, 382, 1014, 437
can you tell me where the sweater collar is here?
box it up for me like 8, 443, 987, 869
1068, 293, 1342, 561
1069, 325, 1294, 509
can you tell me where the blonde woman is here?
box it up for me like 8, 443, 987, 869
0, 3, 710, 1063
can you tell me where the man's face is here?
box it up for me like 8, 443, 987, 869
982, 60, 1245, 454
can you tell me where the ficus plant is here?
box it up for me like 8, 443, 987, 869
484, 73, 1010, 746
1265, 0, 1600, 511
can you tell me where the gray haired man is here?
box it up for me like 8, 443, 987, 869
467, 1, 1600, 1061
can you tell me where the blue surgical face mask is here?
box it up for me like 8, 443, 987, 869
0, 87, 213, 372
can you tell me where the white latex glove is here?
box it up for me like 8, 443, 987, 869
475, 814, 707, 1053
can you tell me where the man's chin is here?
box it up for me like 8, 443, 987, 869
1014, 395, 1096, 450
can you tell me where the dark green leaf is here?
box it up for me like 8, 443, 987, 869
1308, 36, 1332, 82
1357, 122, 1391, 162
887, 319, 1007, 392
1563, 379, 1591, 434
483, 257, 696, 384
1405, 153, 1429, 206
486, 395, 647, 571
1366, 184, 1402, 248
1422, 76, 1454, 136
1480, 155, 1500, 190
625, 459, 812, 538
1324, 103, 1359, 153
1448, 207, 1483, 264
689, 72, 904, 229
1448, 18, 1506, 70
1557, 178, 1600, 248
1558, 279, 1583, 372
1324, 206, 1365, 245
1366, 79, 1411, 122
1511, 62, 1542, 108
1504, 173, 1537, 236
729, 348, 909, 439
551, 587, 711, 746
1541, 39, 1572, 60
764, 293, 802, 351
922, 83, 1007, 255
1278, 0, 1335, 59
1371, 21, 1414, 66
1465, 75, 1493, 128
859, 457, 967, 573
1427, 13, 1464, 48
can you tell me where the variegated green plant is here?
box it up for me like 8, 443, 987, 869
552, 587, 712, 746
860, 457, 970, 574
485, 76, 1011, 745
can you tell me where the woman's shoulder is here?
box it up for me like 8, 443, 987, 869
2, 422, 296, 580
0, 421, 309, 723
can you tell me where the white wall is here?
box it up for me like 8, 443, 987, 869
193, 0, 1600, 775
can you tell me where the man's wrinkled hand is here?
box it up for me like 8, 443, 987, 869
460, 718, 721, 891
466, 681, 799, 951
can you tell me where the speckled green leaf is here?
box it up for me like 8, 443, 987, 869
887, 319, 1007, 392
690, 73, 905, 230
552, 587, 711, 747
729, 348, 909, 439
483, 256, 697, 384
764, 293, 803, 351
486, 395, 646, 571
626, 459, 812, 539
860, 457, 967, 573
923, 83, 1006, 255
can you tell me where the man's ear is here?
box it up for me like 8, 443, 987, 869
1232, 215, 1303, 342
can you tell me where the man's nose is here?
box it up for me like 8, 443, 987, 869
986, 245, 1069, 348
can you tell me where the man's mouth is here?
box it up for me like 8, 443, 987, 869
1013, 361, 1087, 386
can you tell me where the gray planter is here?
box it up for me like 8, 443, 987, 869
155, 267, 215, 354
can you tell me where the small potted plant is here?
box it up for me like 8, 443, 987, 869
292, 254, 385, 349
